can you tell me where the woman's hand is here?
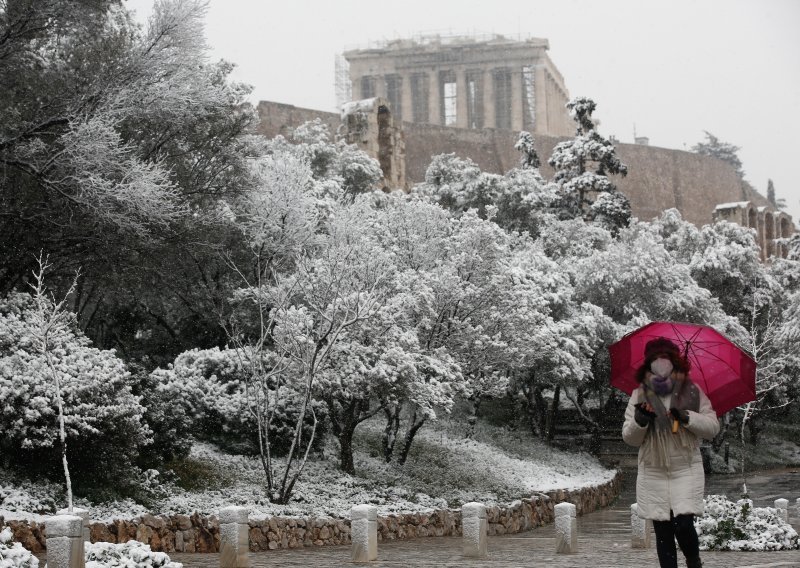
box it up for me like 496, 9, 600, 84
670, 407, 689, 424
634, 402, 657, 427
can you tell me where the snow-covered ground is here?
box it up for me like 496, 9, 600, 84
0, 419, 615, 522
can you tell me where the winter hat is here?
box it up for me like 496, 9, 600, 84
644, 337, 680, 360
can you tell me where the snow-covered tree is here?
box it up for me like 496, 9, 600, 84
416, 152, 560, 237
0, 0, 261, 366
515, 131, 541, 169
548, 97, 629, 219
416, 153, 504, 220
224, 181, 398, 497
573, 220, 742, 335
289, 119, 383, 199
733, 253, 800, 444
0, 268, 149, 500
653, 210, 781, 327
589, 191, 633, 235
691, 131, 744, 176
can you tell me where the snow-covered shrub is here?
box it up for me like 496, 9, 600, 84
130, 365, 193, 467
696, 494, 800, 551
85, 540, 181, 568
151, 347, 325, 456
0, 292, 149, 492
0, 526, 38, 568
0, 481, 58, 514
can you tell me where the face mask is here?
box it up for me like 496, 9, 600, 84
650, 357, 674, 378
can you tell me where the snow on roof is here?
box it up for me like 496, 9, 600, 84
714, 201, 751, 210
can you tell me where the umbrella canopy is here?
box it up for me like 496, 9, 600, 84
609, 321, 756, 416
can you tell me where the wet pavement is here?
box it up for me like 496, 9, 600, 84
165, 468, 800, 567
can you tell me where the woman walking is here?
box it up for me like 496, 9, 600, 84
622, 337, 720, 568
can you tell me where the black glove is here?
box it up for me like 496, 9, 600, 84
670, 407, 689, 425
634, 403, 656, 427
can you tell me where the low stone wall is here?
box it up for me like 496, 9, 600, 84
2, 471, 622, 553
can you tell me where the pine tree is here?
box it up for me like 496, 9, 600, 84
691, 131, 744, 177
515, 131, 541, 169
548, 97, 629, 224
766, 179, 787, 210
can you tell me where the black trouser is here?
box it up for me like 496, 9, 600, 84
652, 511, 701, 568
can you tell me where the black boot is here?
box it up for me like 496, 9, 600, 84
685, 556, 702, 568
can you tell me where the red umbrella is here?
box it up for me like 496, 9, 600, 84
609, 321, 756, 416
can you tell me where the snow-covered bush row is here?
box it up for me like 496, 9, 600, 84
85, 541, 182, 568
4, 415, 614, 522
696, 494, 799, 551
0, 527, 38, 568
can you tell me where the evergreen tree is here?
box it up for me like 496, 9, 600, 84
548, 97, 630, 227
766, 179, 787, 210
691, 131, 743, 177
515, 131, 541, 169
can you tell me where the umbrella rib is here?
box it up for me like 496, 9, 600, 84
661, 325, 742, 385
685, 342, 738, 370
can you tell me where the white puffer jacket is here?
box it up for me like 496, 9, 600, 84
622, 385, 720, 521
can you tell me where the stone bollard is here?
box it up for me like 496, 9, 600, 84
554, 502, 577, 553
56, 507, 90, 543
775, 499, 789, 523
219, 506, 250, 568
461, 502, 487, 558
46, 515, 85, 568
350, 505, 377, 562
630, 503, 651, 548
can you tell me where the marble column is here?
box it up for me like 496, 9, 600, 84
482, 67, 496, 128
428, 70, 441, 125
455, 68, 468, 129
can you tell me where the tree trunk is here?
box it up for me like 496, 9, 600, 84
712, 414, 730, 452
382, 405, 400, 462
545, 385, 561, 447
339, 430, 356, 475
397, 412, 426, 465
520, 371, 544, 437
328, 399, 358, 474
747, 415, 759, 444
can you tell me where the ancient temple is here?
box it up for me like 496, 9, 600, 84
340, 34, 573, 137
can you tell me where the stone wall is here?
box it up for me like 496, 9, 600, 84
254, 101, 340, 140
1, 471, 622, 553
254, 100, 779, 229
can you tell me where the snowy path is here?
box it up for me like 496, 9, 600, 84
168, 469, 800, 567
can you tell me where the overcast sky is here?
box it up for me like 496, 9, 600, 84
125, 0, 800, 226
